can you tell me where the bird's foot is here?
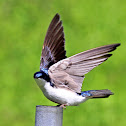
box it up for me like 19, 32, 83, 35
59, 104, 67, 109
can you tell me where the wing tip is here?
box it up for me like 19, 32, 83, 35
107, 53, 112, 57
113, 43, 121, 49
115, 43, 121, 47
54, 13, 60, 19
110, 43, 121, 52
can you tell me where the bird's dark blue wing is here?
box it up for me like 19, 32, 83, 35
40, 14, 66, 71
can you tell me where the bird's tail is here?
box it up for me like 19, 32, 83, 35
80, 89, 114, 98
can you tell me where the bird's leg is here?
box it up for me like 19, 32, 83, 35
59, 104, 67, 109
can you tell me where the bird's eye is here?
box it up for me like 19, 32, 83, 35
34, 72, 43, 78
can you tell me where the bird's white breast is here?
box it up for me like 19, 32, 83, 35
35, 78, 87, 106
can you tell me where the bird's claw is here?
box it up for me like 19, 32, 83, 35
59, 104, 67, 109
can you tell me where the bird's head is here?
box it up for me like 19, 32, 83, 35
34, 71, 44, 79
34, 71, 50, 82
34, 71, 50, 89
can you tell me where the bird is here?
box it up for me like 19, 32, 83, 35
34, 13, 120, 108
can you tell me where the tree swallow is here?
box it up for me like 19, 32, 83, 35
34, 14, 120, 108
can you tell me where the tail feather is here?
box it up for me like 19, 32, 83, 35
80, 89, 114, 98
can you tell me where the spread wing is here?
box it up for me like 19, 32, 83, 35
40, 14, 66, 71
48, 43, 120, 93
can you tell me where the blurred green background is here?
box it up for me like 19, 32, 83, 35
0, 0, 126, 126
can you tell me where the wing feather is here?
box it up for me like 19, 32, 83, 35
49, 43, 120, 93
40, 14, 66, 70
70, 44, 119, 64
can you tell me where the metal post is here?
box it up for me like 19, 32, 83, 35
35, 105, 63, 126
